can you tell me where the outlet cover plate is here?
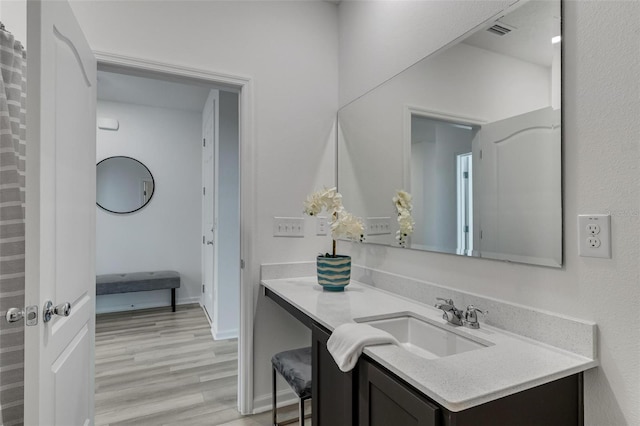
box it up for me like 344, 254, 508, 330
578, 214, 611, 258
316, 216, 328, 236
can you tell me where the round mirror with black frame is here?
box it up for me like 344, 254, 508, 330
96, 156, 155, 214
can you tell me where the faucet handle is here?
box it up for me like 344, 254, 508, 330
435, 297, 454, 306
464, 305, 487, 329
467, 305, 487, 315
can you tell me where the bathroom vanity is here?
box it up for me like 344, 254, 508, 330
262, 277, 597, 426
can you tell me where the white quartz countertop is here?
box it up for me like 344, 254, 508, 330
261, 277, 598, 412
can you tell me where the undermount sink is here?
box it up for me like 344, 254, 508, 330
355, 312, 491, 359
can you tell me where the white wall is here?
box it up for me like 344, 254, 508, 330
338, 0, 512, 107
96, 100, 203, 313
70, 0, 339, 405
339, 1, 640, 425
0, 0, 27, 47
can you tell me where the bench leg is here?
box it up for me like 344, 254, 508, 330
171, 288, 176, 312
272, 366, 277, 426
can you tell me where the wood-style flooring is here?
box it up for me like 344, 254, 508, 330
95, 304, 306, 426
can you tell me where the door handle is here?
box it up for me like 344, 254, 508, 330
5, 305, 39, 326
6, 308, 24, 324
206, 240, 214, 245
43, 301, 71, 323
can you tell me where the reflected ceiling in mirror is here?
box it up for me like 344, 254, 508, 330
97, 156, 155, 214
337, 0, 562, 267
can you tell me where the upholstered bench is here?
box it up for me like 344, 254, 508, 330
96, 271, 181, 312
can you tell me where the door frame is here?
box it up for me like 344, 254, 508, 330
94, 51, 255, 415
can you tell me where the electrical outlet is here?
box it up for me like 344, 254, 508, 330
316, 216, 328, 236
365, 217, 392, 236
578, 214, 611, 258
586, 223, 600, 235
273, 217, 304, 237
586, 236, 601, 248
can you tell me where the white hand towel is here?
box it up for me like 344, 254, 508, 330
327, 323, 399, 372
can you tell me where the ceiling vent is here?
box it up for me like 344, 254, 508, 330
486, 22, 516, 36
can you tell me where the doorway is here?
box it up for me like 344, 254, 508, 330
408, 111, 480, 253
94, 65, 243, 420
456, 152, 473, 255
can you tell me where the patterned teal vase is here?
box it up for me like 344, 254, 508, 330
316, 255, 351, 291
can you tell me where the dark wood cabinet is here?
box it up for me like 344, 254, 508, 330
312, 322, 583, 426
359, 356, 583, 426
359, 358, 439, 426
266, 287, 584, 426
312, 323, 356, 426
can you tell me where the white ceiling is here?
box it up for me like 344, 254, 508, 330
463, 0, 561, 67
97, 71, 214, 112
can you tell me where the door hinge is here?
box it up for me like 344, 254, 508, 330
464, 225, 469, 233
480, 230, 483, 239
203, 187, 206, 196
240, 259, 245, 269
202, 235, 205, 244
479, 150, 483, 159
463, 171, 469, 179
203, 138, 206, 147
202, 284, 205, 293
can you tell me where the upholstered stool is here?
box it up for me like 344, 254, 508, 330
271, 347, 312, 426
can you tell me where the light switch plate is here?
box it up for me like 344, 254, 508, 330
366, 217, 392, 236
578, 214, 611, 258
273, 217, 304, 237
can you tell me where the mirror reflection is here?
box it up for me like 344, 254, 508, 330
96, 156, 155, 214
338, 0, 562, 267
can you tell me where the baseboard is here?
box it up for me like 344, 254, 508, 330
212, 327, 239, 341
253, 389, 298, 415
96, 296, 200, 314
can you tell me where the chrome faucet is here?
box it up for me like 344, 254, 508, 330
434, 297, 464, 326
463, 305, 488, 329
435, 298, 488, 328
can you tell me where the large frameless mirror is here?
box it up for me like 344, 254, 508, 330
96, 156, 155, 214
338, 0, 562, 267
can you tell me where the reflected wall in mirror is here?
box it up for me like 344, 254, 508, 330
338, 0, 562, 267
97, 156, 155, 214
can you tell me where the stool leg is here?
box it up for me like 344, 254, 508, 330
171, 289, 176, 312
299, 398, 305, 426
272, 366, 277, 426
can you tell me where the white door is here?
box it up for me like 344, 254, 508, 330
474, 107, 561, 265
24, 1, 96, 425
201, 90, 218, 321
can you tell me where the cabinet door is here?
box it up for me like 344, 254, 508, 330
359, 358, 440, 426
312, 324, 356, 426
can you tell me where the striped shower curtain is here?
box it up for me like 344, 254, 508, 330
0, 22, 26, 426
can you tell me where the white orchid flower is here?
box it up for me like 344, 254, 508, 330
393, 190, 414, 247
330, 210, 365, 241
